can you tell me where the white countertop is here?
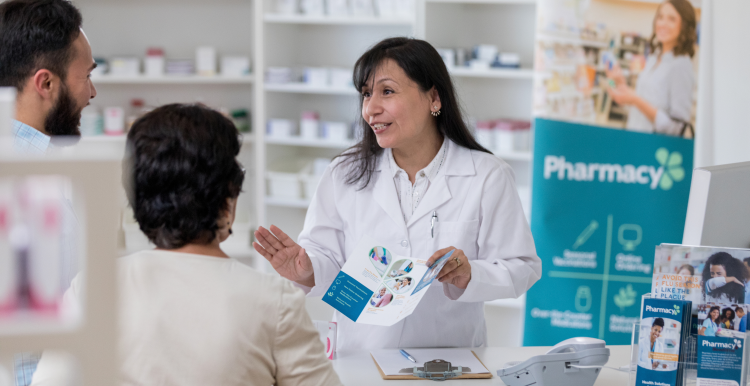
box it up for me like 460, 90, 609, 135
331, 345, 632, 385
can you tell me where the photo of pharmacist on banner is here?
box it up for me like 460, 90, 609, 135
638, 317, 678, 371
697, 304, 748, 338
535, 0, 700, 136
653, 246, 750, 306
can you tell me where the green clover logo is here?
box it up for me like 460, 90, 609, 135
673, 305, 681, 315
655, 148, 685, 190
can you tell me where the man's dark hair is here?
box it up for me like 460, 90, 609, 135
653, 318, 664, 328
124, 104, 245, 249
0, 0, 83, 91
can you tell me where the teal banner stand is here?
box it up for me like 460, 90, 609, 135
523, 118, 694, 346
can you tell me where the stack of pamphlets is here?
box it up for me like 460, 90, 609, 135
650, 244, 750, 385
635, 297, 692, 386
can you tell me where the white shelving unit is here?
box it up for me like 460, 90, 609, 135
264, 13, 413, 25
90, 74, 254, 85
264, 83, 358, 95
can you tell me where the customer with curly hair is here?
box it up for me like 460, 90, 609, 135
33, 104, 341, 386
702, 252, 748, 304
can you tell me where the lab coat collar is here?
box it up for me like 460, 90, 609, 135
375, 139, 475, 176
373, 140, 476, 229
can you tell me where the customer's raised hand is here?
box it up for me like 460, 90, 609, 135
253, 225, 315, 287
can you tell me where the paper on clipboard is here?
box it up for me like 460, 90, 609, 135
370, 348, 490, 376
322, 236, 454, 326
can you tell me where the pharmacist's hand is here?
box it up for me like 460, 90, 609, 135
605, 63, 626, 86
253, 225, 315, 287
427, 247, 472, 290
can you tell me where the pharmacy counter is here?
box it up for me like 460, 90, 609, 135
331, 345, 632, 385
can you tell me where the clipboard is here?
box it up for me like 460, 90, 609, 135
370, 351, 493, 380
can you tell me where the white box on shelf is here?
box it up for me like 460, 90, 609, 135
221, 56, 251, 77
267, 172, 301, 199
275, 0, 298, 14
475, 121, 494, 152
196, 47, 217, 76
301, 120, 320, 139
326, 0, 349, 15
494, 128, 514, 153
144, 54, 164, 77
374, 0, 395, 17
469, 60, 490, 71
321, 121, 348, 142
266, 67, 293, 84
351, 0, 374, 16
329, 68, 352, 88
304, 67, 329, 87
473, 44, 498, 63
301, 0, 325, 15
497, 52, 521, 68
267, 119, 296, 138
104, 107, 125, 136
437, 48, 455, 69
109, 57, 140, 77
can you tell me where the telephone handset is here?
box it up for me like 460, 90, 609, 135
497, 337, 610, 386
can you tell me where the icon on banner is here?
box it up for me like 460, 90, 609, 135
572, 220, 599, 250
614, 284, 637, 312
575, 286, 592, 312
327, 292, 334, 297
618, 224, 642, 251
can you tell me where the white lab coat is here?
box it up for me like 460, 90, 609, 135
638, 336, 666, 370
298, 140, 542, 352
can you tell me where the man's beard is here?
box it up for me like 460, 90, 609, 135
46, 84, 82, 146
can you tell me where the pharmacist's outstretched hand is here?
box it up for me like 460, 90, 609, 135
253, 225, 315, 287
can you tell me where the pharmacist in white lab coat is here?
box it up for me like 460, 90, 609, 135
254, 37, 541, 352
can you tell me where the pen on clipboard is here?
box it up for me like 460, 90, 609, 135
399, 349, 417, 363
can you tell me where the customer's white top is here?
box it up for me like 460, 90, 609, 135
33, 250, 342, 386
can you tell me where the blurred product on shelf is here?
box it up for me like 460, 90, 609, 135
472, 118, 531, 154
144, 47, 165, 77
231, 109, 251, 133
301, 0, 325, 15
165, 59, 194, 75
304, 67, 329, 86
196, 46, 217, 76
0, 177, 72, 319
438, 44, 523, 71
267, 158, 332, 201
126, 99, 151, 132
80, 106, 104, 136
351, 0, 375, 16
275, 0, 297, 14
325, 0, 349, 16
300, 111, 320, 139
267, 119, 296, 138
221, 56, 251, 77
104, 107, 125, 136
109, 57, 140, 77
321, 121, 348, 141
265, 67, 293, 84
329, 67, 352, 88
92, 57, 107, 77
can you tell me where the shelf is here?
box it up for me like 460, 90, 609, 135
264, 13, 414, 26
450, 67, 534, 79
266, 196, 311, 209
427, 0, 536, 4
91, 74, 254, 85
266, 136, 355, 149
81, 134, 254, 144
265, 83, 359, 95
495, 151, 532, 162
537, 33, 609, 49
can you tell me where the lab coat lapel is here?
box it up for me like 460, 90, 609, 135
406, 175, 451, 228
372, 159, 408, 234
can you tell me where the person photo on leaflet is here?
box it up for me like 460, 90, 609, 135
253, 37, 541, 352
639, 318, 667, 370
605, 0, 697, 136
699, 306, 721, 337
702, 252, 747, 304
720, 307, 735, 330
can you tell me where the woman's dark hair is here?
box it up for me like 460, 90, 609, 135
0, 0, 82, 91
722, 307, 736, 322
336, 37, 491, 189
708, 306, 721, 323
650, 0, 697, 58
702, 252, 747, 304
123, 104, 244, 249
653, 318, 664, 328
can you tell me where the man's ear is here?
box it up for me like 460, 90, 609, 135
31, 69, 57, 101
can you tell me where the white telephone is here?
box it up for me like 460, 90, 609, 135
497, 337, 610, 386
